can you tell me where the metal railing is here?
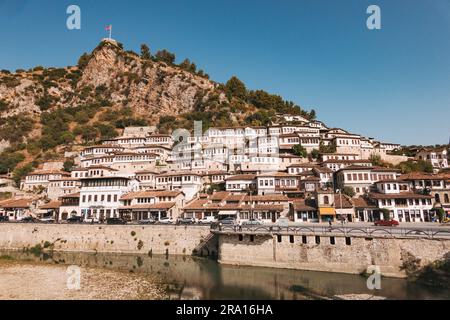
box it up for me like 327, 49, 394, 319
211, 224, 450, 240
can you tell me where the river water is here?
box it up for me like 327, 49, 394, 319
0, 250, 449, 300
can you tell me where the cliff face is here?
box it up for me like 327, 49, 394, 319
0, 39, 220, 121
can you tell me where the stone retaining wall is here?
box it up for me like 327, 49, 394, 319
0, 224, 213, 256
218, 233, 450, 278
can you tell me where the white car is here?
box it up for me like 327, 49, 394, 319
198, 216, 218, 224
83, 217, 100, 224
158, 217, 174, 224
39, 217, 56, 224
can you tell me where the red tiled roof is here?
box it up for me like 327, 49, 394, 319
119, 202, 175, 210
226, 174, 257, 181
120, 190, 182, 200
40, 201, 61, 209
369, 192, 433, 200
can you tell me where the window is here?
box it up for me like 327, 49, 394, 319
289, 235, 294, 243
302, 236, 307, 244
315, 236, 321, 244
277, 235, 282, 242
250, 235, 255, 242
330, 237, 335, 245
324, 196, 330, 205
345, 237, 352, 245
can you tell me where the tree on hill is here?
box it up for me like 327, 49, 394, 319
140, 44, 151, 60
155, 50, 176, 64
293, 144, 308, 158
63, 158, 75, 172
77, 53, 91, 70
310, 149, 320, 160
225, 76, 247, 101
397, 160, 433, 174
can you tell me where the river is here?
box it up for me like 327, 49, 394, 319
0, 250, 449, 300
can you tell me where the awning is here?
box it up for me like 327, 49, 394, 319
218, 210, 238, 216
319, 207, 336, 216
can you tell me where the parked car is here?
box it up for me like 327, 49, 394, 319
0, 216, 9, 222
67, 216, 83, 224
158, 217, 174, 224
219, 217, 237, 225
19, 216, 35, 223
240, 219, 264, 226
198, 216, 218, 224
177, 217, 196, 225
138, 218, 157, 225
83, 217, 100, 224
39, 217, 56, 224
374, 219, 399, 227
106, 217, 127, 225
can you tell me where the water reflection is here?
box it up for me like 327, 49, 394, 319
1, 250, 449, 300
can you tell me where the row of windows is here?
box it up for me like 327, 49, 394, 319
346, 173, 395, 182
157, 176, 199, 183
379, 198, 432, 206
81, 194, 118, 203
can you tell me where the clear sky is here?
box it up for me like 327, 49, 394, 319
0, 0, 449, 145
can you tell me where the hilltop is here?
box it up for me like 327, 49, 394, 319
0, 39, 315, 183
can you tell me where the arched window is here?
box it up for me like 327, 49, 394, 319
324, 196, 330, 205
435, 194, 441, 203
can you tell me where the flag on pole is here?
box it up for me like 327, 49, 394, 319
105, 25, 112, 39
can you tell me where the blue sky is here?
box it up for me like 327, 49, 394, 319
0, 0, 449, 145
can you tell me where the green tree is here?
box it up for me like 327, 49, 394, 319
155, 49, 176, 64
77, 53, 91, 69
0, 152, 25, 174
225, 76, 247, 100
74, 110, 90, 124
379, 208, 391, 221
140, 44, 151, 60
63, 158, 75, 172
341, 186, 356, 198
293, 144, 308, 158
310, 149, 320, 160
12, 164, 33, 188
369, 154, 383, 166
81, 126, 98, 143
96, 123, 118, 140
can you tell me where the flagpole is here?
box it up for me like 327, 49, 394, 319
109, 25, 112, 39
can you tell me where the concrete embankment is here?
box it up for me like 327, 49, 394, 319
217, 233, 450, 278
0, 224, 215, 256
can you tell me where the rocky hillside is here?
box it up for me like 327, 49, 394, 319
0, 39, 315, 184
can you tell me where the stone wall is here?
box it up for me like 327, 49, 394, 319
218, 233, 450, 278
0, 224, 213, 256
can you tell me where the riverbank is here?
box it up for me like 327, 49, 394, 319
1, 250, 449, 300
0, 257, 167, 300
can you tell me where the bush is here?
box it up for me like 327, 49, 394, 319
0, 152, 25, 174
12, 164, 33, 187
95, 123, 118, 140
155, 49, 176, 64
341, 186, 356, 198
0, 116, 34, 144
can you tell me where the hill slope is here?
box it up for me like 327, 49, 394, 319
0, 39, 315, 183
